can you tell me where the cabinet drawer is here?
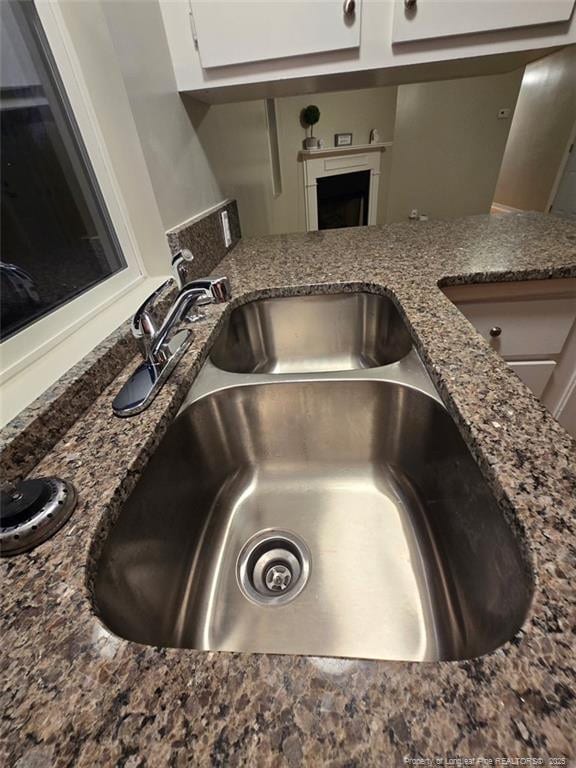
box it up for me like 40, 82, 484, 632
508, 360, 556, 398
459, 298, 576, 357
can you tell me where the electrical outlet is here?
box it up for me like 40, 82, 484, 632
498, 108, 511, 119
220, 210, 232, 248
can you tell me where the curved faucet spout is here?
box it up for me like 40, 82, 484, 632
152, 277, 231, 357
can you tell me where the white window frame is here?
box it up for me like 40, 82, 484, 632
0, 0, 147, 389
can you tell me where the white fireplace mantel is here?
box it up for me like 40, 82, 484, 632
299, 142, 392, 232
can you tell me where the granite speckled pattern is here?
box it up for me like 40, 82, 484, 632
166, 200, 241, 279
2, 213, 576, 767
0, 201, 241, 488
0, 320, 138, 486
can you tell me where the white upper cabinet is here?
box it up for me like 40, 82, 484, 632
190, 0, 362, 68
392, 0, 576, 44
159, 0, 576, 100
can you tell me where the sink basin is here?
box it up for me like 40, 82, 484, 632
93, 380, 532, 662
209, 292, 413, 373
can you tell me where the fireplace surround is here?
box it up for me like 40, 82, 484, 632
299, 142, 391, 232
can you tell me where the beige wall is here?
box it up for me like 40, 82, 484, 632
192, 72, 525, 235
101, 0, 224, 231
386, 69, 523, 223
494, 46, 576, 212
186, 98, 274, 238
189, 87, 398, 237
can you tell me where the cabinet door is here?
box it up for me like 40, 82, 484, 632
457, 297, 576, 358
508, 361, 556, 399
392, 0, 576, 44
191, 0, 362, 68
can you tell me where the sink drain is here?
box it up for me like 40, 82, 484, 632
237, 530, 311, 606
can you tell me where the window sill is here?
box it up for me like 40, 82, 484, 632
0, 275, 166, 427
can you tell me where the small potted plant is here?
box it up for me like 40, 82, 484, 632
301, 104, 321, 149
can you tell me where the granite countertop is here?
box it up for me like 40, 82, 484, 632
2, 213, 576, 767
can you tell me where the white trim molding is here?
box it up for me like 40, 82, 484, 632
300, 144, 391, 232
0, 277, 165, 427
546, 117, 576, 213
0, 272, 144, 387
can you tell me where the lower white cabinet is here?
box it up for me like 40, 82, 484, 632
507, 360, 556, 398
444, 278, 576, 437
453, 297, 575, 357
556, 378, 576, 437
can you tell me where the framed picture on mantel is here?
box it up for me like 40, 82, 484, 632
334, 132, 353, 147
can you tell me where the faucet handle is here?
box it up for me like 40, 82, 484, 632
189, 276, 233, 310
171, 249, 194, 290
208, 276, 232, 303
131, 277, 174, 359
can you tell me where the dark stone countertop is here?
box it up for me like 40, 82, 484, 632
2, 213, 576, 767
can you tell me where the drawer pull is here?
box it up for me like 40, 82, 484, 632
343, 0, 356, 16
489, 326, 502, 338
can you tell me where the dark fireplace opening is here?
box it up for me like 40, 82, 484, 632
317, 170, 370, 230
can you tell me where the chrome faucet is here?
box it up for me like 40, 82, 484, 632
113, 252, 232, 417
130, 274, 231, 364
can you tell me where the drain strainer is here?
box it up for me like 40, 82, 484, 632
0, 477, 77, 556
237, 529, 311, 606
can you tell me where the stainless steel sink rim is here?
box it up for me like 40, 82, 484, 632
237, 529, 311, 606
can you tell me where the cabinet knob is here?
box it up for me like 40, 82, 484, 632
489, 326, 502, 338
405, 0, 417, 8
343, 0, 356, 17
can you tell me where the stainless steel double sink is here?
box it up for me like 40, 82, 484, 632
93, 292, 533, 662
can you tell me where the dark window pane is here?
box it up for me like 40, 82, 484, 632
1, 1, 126, 341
